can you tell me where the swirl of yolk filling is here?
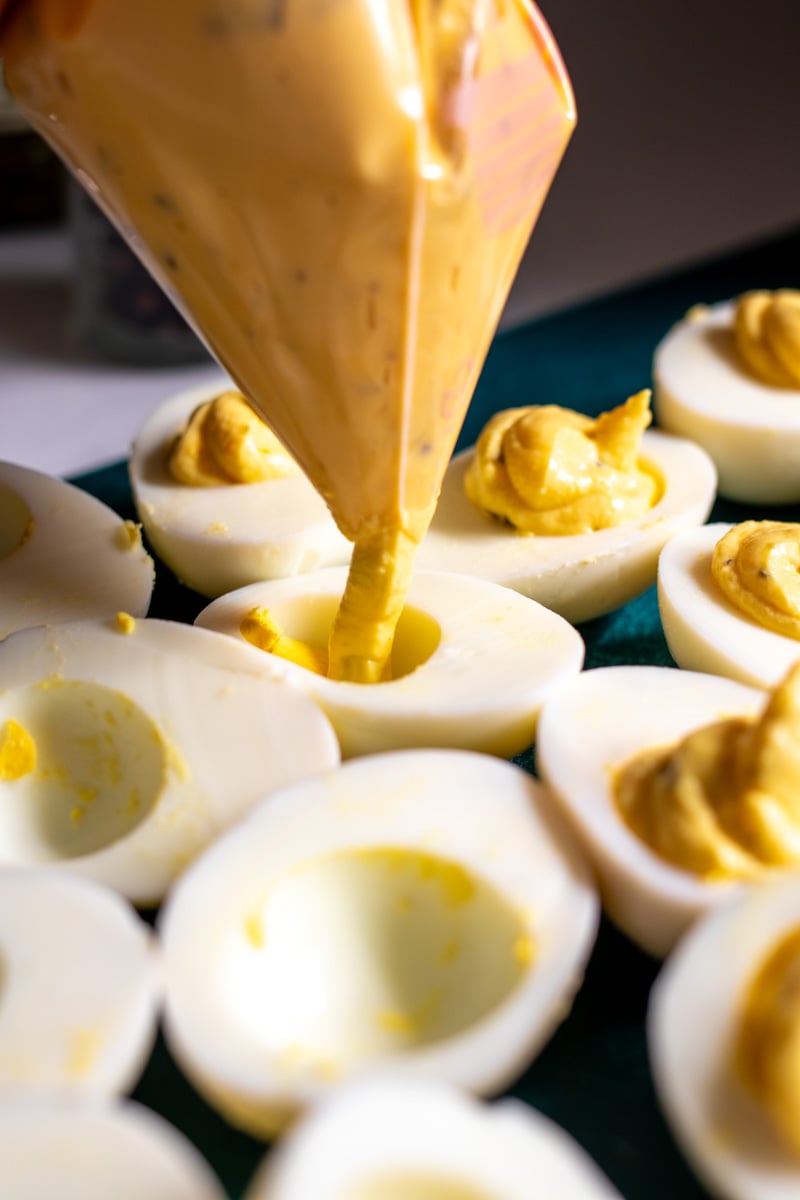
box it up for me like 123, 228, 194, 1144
712, 521, 800, 640
168, 390, 299, 486
736, 925, 800, 1156
734, 289, 800, 388
463, 390, 661, 536
615, 663, 800, 880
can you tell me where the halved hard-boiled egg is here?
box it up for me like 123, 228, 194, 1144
0, 1100, 225, 1199
415, 404, 716, 623
195, 567, 584, 759
245, 1076, 622, 1200
654, 295, 800, 503
0, 870, 159, 1099
0, 615, 339, 903
129, 381, 350, 597
0, 460, 154, 640
159, 750, 598, 1137
659, 521, 800, 688
649, 875, 800, 1200
536, 664, 769, 956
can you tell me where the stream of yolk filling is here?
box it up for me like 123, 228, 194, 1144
712, 521, 800, 641
614, 663, 800, 880
734, 289, 800, 388
2, 0, 575, 682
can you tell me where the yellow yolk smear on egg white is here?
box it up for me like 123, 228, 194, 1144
736, 925, 800, 1155
464, 390, 661, 535
614, 663, 800, 880
712, 521, 800, 640
2, 0, 575, 683
169, 391, 299, 487
346, 1177, 493, 1200
734, 290, 800, 388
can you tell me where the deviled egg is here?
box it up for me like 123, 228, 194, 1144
0, 1100, 225, 1199
0, 460, 154, 640
0, 615, 339, 903
245, 1076, 622, 1200
659, 520, 800, 688
536, 664, 771, 956
654, 292, 800, 503
0, 870, 159, 1099
416, 392, 716, 623
649, 875, 800, 1200
159, 750, 598, 1137
129, 381, 350, 597
195, 567, 584, 759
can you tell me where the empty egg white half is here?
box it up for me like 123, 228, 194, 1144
129, 380, 351, 597
654, 301, 800, 503
0, 1100, 225, 1199
0, 616, 339, 903
0, 870, 158, 1100
414, 431, 716, 623
649, 875, 800, 1200
245, 1076, 622, 1200
196, 567, 585, 759
159, 749, 598, 1137
658, 521, 800, 688
535, 665, 765, 957
0, 460, 154, 640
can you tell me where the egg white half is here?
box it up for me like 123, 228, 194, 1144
159, 749, 598, 1137
0, 460, 154, 640
649, 876, 800, 1200
129, 380, 351, 597
0, 870, 159, 1100
196, 567, 585, 759
0, 616, 339, 903
654, 301, 800, 503
0, 1100, 225, 1199
414, 431, 716, 623
535, 664, 766, 956
246, 1077, 622, 1200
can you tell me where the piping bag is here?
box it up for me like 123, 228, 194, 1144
2, 0, 575, 682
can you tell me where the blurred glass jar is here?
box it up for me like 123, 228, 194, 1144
69, 180, 210, 366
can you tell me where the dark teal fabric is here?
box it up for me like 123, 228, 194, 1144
72, 227, 800, 1199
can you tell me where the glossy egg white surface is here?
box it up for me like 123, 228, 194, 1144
196, 567, 585, 759
535, 665, 766, 957
0, 870, 159, 1099
0, 460, 154, 640
159, 750, 598, 1137
414, 431, 716, 623
0, 1100, 226, 1199
654, 301, 800, 503
129, 380, 351, 597
245, 1076, 622, 1200
649, 875, 800, 1200
0, 616, 339, 903
658, 521, 800, 688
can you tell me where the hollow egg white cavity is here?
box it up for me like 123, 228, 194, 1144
159, 749, 598, 1137
0, 616, 339, 903
654, 301, 800, 503
0, 1100, 225, 1199
196, 567, 585, 759
658, 522, 800, 688
245, 1076, 622, 1200
129, 380, 351, 597
536, 665, 766, 957
649, 876, 800, 1200
414, 431, 716, 623
0, 870, 159, 1100
0, 460, 154, 640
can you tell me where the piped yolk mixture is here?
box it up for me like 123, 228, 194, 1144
712, 521, 800, 640
614, 662, 800, 880
736, 925, 800, 1155
734, 290, 800, 388
169, 391, 299, 487
464, 390, 661, 535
